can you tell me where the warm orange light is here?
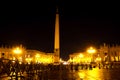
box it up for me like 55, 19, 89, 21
95, 57, 101, 62
13, 47, 22, 54
78, 72, 85, 79
25, 58, 33, 64
35, 54, 40, 58
79, 53, 84, 58
35, 54, 40, 63
87, 47, 96, 54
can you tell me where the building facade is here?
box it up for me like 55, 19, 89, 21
0, 45, 54, 64
69, 44, 120, 64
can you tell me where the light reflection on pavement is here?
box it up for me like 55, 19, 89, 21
1, 68, 120, 80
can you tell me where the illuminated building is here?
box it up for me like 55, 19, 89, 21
0, 7, 61, 64
69, 44, 120, 64
98, 43, 120, 62
0, 46, 54, 64
25, 50, 54, 64
0, 45, 26, 61
68, 47, 97, 64
69, 52, 91, 64
0, 47, 12, 59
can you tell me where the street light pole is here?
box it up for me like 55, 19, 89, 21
13, 47, 22, 61
87, 47, 96, 62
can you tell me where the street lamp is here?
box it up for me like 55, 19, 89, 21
13, 47, 22, 54
13, 47, 22, 61
87, 47, 96, 62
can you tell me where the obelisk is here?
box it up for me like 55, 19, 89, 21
54, 7, 60, 63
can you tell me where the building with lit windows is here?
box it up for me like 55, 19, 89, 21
0, 7, 60, 64
69, 44, 120, 64
98, 43, 120, 62
0, 45, 54, 64
0, 45, 26, 61
69, 52, 92, 64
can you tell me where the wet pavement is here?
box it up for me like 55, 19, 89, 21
1, 67, 120, 80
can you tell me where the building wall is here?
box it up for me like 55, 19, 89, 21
0, 46, 54, 64
98, 44, 120, 62
69, 44, 120, 64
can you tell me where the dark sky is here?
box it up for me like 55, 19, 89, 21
0, 1, 120, 60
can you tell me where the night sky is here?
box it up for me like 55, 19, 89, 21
0, 1, 120, 60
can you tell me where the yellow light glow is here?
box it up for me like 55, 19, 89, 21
87, 47, 96, 54
13, 57, 16, 60
35, 54, 40, 58
95, 57, 101, 62
19, 62, 22, 64
78, 72, 85, 79
13, 47, 22, 54
79, 53, 84, 58
87, 68, 102, 80
25, 58, 33, 63
63, 61, 69, 65
34, 54, 53, 64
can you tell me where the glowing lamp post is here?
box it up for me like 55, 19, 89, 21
13, 47, 22, 61
87, 47, 96, 62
